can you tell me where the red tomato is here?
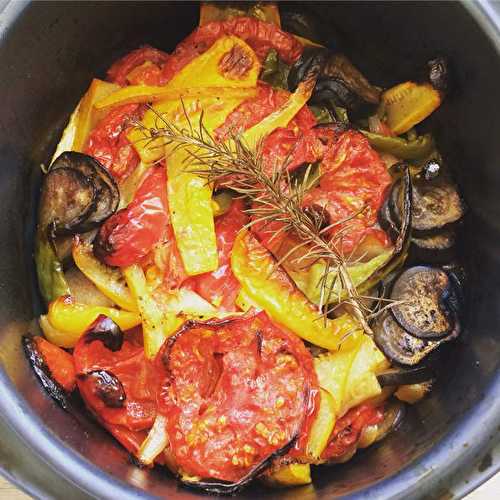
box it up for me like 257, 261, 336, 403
156, 312, 318, 483
321, 404, 384, 460
186, 199, 248, 311
73, 319, 157, 432
160, 18, 303, 84
302, 130, 392, 255
95, 165, 169, 267
34, 337, 76, 392
107, 46, 170, 86
85, 104, 142, 181
216, 84, 319, 174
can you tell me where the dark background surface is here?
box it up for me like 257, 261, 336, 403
0, 1, 499, 499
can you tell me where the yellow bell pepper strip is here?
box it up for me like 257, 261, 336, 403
305, 388, 337, 459
361, 129, 435, 160
168, 35, 261, 90
123, 264, 183, 359
46, 296, 141, 348
382, 81, 442, 135
166, 148, 218, 275
241, 71, 317, 149
231, 230, 361, 351
39, 314, 71, 349
199, 2, 281, 27
35, 231, 70, 304
287, 250, 392, 306
95, 85, 257, 110
72, 239, 137, 312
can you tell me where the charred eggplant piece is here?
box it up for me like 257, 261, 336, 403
428, 56, 449, 93
378, 194, 400, 243
288, 47, 328, 92
82, 315, 124, 352
39, 167, 96, 237
409, 229, 456, 264
50, 151, 120, 231
82, 369, 126, 408
22, 335, 69, 410
374, 311, 458, 366
390, 266, 457, 339
390, 175, 465, 236
377, 366, 434, 387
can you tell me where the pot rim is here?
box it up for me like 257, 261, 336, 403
0, 1, 499, 498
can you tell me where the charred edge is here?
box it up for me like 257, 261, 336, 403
79, 370, 126, 408
394, 165, 412, 255
22, 335, 69, 410
180, 434, 299, 495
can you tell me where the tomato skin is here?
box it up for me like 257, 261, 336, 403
85, 104, 142, 180
74, 332, 157, 432
34, 337, 76, 392
95, 165, 169, 268
107, 46, 170, 86
160, 18, 303, 84
302, 130, 392, 254
321, 404, 384, 460
156, 312, 318, 483
187, 199, 248, 311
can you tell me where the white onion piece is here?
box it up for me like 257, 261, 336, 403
137, 414, 169, 465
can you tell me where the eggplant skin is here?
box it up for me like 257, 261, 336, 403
22, 335, 69, 410
409, 230, 456, 264
428, 56, 449, 93
377, 366, 434, 387
83, 315, 124, 352
180, 436, 298, 495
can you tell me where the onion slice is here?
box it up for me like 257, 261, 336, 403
137, 414, 169, 466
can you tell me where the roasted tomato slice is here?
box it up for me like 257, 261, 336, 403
160, 17, 303, 84
156, 312, 318, 491
186, 198, 248, 311
303, 130, 392, 255
84, 104, 142, 181
321, 404, 384, 461
73, 316, 157, 432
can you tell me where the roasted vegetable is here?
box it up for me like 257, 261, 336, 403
305, 388, 337, 459
50, 151, 120, 230
137, 415, 169, 466
361, 130, 435, 160
428, 56, 449, 93
377, 366, 433, 387
264, 463, 312, 487
373, 310, 459, 366
64, 267, 114, 307
23, 335, 73, 409
156, 312, 317, 493
81, 314, 124, 352
260, 49, 290, 89
395, 381, 433, 404
231, 230, 361, 351
390, 266, 458, 339
199, 2, 281, 27
45, 296, 141, 348
73, 239, 137, 311
390, 174, 465, 236
82, 370, 126, 408
409, 229, 456, 264
382, 81, 441, 135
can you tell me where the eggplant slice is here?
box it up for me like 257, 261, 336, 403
374, 311, 459, 366
39, 167, 96, 237
22, 335, 70, 410
409, 229, 456, 264
390, 175, 465, 236
390, 266, 457, 339
50, 151, 120, 231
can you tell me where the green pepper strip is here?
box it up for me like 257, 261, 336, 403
361, 130, 435, 160
35, 229, 70, 304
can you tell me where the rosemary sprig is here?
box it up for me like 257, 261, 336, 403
132, 106, 374, 335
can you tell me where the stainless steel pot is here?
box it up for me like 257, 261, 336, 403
0, 1, 499, 498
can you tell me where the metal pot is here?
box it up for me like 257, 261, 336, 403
0, 1, 499, 498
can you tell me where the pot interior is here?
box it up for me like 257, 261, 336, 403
0, 1, 499, 498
